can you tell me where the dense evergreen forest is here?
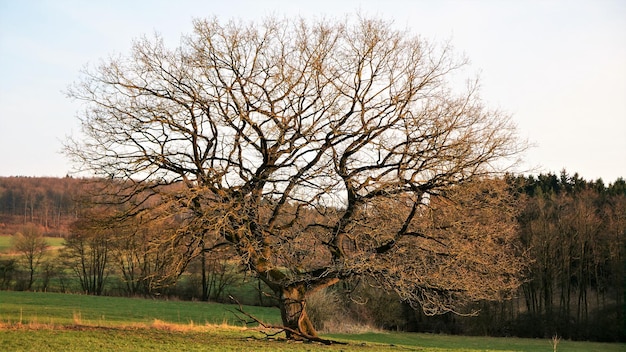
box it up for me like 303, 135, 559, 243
0, 173, 624, 341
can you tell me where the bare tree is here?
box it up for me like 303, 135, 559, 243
66, 16, 526, 339
62, 208, 112, 296
112, 212, 184, 296
13, 223, 48, 290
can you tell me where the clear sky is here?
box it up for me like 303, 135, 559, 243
1, 0, 625, 182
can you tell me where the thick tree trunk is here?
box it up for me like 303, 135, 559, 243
278, 284, 318, 339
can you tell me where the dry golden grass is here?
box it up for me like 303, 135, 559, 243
0, 315, 248, 333
148, 318, 244, 333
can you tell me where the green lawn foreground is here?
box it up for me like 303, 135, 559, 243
0, 291, 280, 327
1, 291, 624, 352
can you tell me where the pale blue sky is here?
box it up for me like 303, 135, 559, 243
1, 0, 625, 181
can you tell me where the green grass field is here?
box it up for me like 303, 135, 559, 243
0, 291, 280, 327
0, 235, 15, 252
0, 291, 623, 352
0, 235, 65, 253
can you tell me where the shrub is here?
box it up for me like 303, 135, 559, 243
306, 288, 375, 333
0, 258, 17, 289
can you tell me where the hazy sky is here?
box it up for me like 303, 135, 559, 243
1, 0, 625, 182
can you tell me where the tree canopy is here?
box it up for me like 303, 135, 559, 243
66, 16, 526, 339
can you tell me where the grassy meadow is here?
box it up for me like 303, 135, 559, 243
1, 291, 624, 352
0, 235, 17, 252
0, 234, 65, 254
0, 291, 280, 327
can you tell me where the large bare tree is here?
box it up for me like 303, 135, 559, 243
66, 16, 526, 339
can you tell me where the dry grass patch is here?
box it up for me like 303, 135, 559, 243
148, 318, 244, 333
0, 315, 249, 334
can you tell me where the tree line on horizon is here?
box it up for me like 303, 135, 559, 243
0, 171, 623, 341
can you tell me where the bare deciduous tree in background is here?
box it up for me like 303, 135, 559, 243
13, 223, 48, 290
66, 16, 526, 339
62, 206, 113, 296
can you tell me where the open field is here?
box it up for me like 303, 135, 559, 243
0, 235, 16, 252
0, 291, 280, 327
0, 235, 65, 253
1, 291, 624, 351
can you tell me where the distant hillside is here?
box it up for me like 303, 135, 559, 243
0, 176, 84, 237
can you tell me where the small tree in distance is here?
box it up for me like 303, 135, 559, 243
61, 207, 112, 296
13, 223, 48, 290
66, 16, 527, 340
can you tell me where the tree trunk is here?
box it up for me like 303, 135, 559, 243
201, 251, 208, 301
278, 284, 318, 339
